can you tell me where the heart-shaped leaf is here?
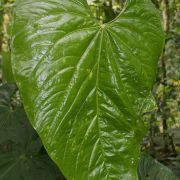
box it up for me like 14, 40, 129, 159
12, 0, 164, 179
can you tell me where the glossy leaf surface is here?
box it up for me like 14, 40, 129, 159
12, 0, 164, 179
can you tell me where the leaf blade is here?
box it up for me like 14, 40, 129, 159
12, 0, 164, 179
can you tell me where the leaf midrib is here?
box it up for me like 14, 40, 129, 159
95, 29, 110, 179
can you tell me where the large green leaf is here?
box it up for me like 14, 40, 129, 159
0, 84, 65, 180
12, 0, 164, 179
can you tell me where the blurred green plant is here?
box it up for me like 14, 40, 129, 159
0, 83, 66, 180
138, 153, 179, 180
0, 0, 14, 83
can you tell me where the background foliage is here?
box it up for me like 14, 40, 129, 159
0, 0, 179, 179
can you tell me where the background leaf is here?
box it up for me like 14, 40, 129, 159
2, 51, 15, 83
138, 153, 180, 180
0, 84, 65, 180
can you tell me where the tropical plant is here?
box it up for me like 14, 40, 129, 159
138, 153, 179, 180
0, 83, 65, 180
11, 0, 165, 179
